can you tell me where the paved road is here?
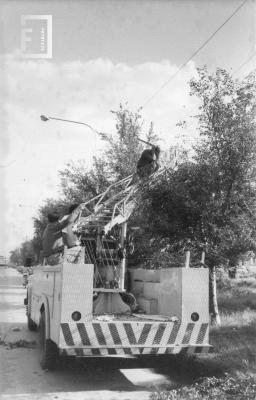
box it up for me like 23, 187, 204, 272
0, 268, 180, 400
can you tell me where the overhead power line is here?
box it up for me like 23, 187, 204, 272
141, 0, 248, 109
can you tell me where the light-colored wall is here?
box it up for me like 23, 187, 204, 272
129, 267, 209, 324
158, 269, 182, 317
60, 263, 94, 324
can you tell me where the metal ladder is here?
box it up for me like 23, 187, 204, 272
73, 168, 167, 288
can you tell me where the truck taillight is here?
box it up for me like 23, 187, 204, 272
72, 311, 81, 321
191, 312, 199, 322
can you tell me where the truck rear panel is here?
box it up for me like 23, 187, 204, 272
59, 317, 212, 356
29, 262, 212, 357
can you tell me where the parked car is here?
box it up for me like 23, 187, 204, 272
23, 272, 29, 287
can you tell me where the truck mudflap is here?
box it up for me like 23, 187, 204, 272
59, 320, 212, 356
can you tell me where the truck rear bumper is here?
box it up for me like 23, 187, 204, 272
58, 320, 212, 357
59, 345, 213, 356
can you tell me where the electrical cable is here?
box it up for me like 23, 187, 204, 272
140, 0, 248, 109
40, 0, 248, 149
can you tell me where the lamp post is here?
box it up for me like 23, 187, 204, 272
40, 115, 154, 147
40, 115, 98, 134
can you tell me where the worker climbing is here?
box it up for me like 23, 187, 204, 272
136, 144, 160, 179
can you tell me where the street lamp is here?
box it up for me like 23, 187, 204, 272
40, 115, 98, 134
40, 115, 154, 147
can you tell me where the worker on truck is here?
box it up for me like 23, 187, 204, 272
137, 145, 160, 179
42, 204, 83, 265
61, 203, 80, 247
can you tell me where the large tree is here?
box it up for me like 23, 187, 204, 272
190, 67, 256, 324
140, 68, 256, 325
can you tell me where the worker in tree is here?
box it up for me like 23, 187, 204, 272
137, 145, 160, 179
42, 204, 83, 265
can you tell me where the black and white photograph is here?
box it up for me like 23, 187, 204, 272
0, 0, 256, 399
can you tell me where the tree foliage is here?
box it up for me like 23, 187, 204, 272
59, 157, 110, 203
9, 240, 36, 266
100, 105, 144, 180
190, 67, 256, 268
139, 68, 256, 267
32, 198, 70, 261
58, 105, 158, 202
9, 247, 23, 266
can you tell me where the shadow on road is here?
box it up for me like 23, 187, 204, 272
48, 352, 226, 391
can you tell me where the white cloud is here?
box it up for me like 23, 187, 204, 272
1, 54, 200, 256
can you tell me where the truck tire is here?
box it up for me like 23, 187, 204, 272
39, 310, 59, 370
27, 313, 37, 331
26, 293, 37, 331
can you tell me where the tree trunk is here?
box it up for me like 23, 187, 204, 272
209, 266, 221, 326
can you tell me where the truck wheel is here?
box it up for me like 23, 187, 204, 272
27, 314, 37, 331
39, 310, 59, 370
26, 294, 37, 331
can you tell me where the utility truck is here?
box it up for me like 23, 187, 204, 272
25, 171, 212, 370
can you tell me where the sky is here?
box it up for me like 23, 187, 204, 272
0, 0, 255, 257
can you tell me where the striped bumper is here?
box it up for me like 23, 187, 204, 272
59, 320, 212, 355
60, 345, 213, 356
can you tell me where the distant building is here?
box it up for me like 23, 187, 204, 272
0, 255, 7, 266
